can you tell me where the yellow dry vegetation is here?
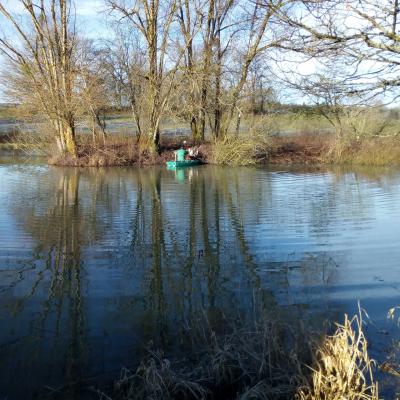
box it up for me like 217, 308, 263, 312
298, 313, 378, 400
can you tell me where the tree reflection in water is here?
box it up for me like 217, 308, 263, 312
0, 164, 370, 398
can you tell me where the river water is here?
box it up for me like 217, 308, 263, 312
1, 159, 400, 398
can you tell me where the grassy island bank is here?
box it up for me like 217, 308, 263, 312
3, 131, 400, 168
3, 105, 400, 168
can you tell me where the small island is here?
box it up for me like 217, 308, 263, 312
0, 1, 399, 400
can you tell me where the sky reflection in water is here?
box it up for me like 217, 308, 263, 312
1, 163, 400, 398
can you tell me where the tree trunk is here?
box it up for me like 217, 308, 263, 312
63, 120, 77, 157
190, 116, 200, 142
198, 0, 215, 141
223, 6, 271, 136
152, 121, 161, 153
148, 0, 161, 152
235, 112, 242, 136
96, 112, 107, 145
213, 35, 222, 139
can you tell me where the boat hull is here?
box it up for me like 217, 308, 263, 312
166, 160, 202, 169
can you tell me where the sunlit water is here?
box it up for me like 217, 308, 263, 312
1, 158, 400, 398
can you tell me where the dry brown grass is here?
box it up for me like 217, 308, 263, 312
47, 134, 213, 167
111, 314, 308, 400
268, 134, 330, 165
114, 352, 209, 400
9, 125, 400, 168
3, 126, 55, 155
48, 134, 177, 167
210, 135, 269, 166
325, 137, 400, 166
267, 134, 400, 167
107, 309, 379, 400
298, 313, 378, 400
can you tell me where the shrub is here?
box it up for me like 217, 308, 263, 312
210, 135, 269, 166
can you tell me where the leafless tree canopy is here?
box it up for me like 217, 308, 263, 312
1, 0, 400, 156
0, 0, 81, 154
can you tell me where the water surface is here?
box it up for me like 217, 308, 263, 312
1, 161, 400, 398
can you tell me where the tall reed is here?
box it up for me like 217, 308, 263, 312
108, 310, 379, 400
298, 313, 378, 400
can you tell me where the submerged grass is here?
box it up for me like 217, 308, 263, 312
107, 309, 379, 400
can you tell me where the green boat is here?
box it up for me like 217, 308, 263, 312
166, 159, 202, 169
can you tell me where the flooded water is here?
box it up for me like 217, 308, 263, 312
1, 160, 400, 398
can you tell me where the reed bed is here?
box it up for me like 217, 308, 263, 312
298, 313, 378, 400
107, 310, 379, 400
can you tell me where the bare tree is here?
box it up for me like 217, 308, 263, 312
223, 0, 289, 136
176, 0, 290, 140
176, 0, 236, 140
248, 56, 276, 116
0, 0, 80, 156
100, 26, 147, 142
176, 0, 201, 141
79, 41, 110, 145
107, 0, 180, 152
278, 0, 400, 102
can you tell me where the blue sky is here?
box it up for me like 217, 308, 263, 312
0, 0, 317, 104
0, 0, 111, 102
0, 0, 396, 106
72, 0, 112, 38
0, 0, 108, 30
0, 0, 108, 34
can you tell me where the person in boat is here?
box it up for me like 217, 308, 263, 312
187, 146, 199, 159
174, 143, 188, 162
174, 141, 199, 162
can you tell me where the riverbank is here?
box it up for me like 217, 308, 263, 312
51, 135, 400, 167
96, 309, 381, 400
3, 132, 400, 167
269, 134, 400, 167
